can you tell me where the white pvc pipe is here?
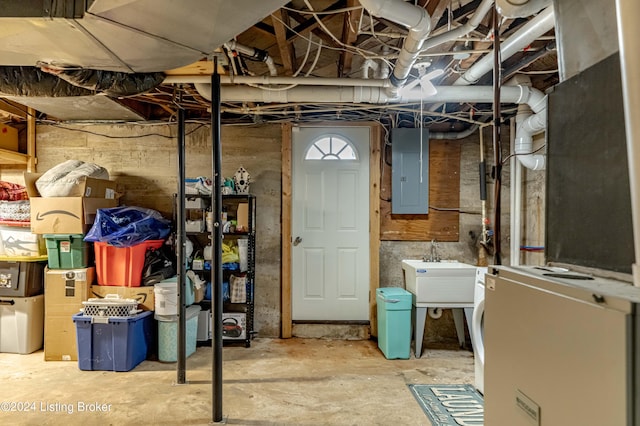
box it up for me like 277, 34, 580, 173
454, 6, 555, 85
514, 104, 546, 170
361, 59, 378, 79
615, 0, 640, 285
196, 82, 545, 110
359, 0, 431, 84
510, 121, 516, 265
510, 117, 522, 266
165, 75, 391, 87
423, 0, 494, 51
497, 0, 551, 18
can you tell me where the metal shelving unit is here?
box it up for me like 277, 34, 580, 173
180, 193, 256, 348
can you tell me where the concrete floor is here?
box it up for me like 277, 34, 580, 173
0, 338, 474, 425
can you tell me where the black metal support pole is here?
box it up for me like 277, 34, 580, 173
177, 96, 187, 383
492, 5, 503, 265
211, 58, 224, 423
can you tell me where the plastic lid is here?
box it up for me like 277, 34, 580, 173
155, 304, 201, 322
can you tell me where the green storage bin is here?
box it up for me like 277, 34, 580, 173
376, 287, 412, 359
43, 234, 91, 269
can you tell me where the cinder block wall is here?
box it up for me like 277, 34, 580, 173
4, 123, 283, 338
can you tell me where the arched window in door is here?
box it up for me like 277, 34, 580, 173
305, 135, 357, 160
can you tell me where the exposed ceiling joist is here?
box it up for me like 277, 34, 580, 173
338, 0, 363, 77
272, 9, 297, 75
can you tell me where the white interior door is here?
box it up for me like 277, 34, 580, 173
291, 127, 370, 321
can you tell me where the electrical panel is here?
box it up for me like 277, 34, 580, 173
391, 128, 429, 214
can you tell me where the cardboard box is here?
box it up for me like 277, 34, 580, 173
44, 315, 79, 361
0, 124, 18, 151
222, 312, 246, 340
24, 172, 117, 199
29, 197, 118, 234
90, 284, 155, 311
236, 203, 249, 232
44, 267, 94, 361
25, 172, 119, 234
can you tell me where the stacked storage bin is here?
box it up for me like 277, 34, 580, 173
0, 196, 47, 354
73, 295, 153, 371
154, 276, 199, 362
23, 169, 118, 361
41, 233, 95, 361
0, 243, 46, 354
86, 205, 173, 313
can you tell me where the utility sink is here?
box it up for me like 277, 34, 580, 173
401, 260, 477, 304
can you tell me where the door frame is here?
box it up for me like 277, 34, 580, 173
281, 122, 381, 338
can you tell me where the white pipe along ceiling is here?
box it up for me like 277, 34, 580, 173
194, 3, 555, 171
0, 0, 555, 169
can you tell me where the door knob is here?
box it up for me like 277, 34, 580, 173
293, 236, 302, 246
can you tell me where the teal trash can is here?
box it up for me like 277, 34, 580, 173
376, 287, 412, 359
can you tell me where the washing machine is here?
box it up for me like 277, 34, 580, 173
471, 267, 487, 394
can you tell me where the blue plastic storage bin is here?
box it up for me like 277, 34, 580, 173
73, 310, 154, 371
376, 287, 412, 359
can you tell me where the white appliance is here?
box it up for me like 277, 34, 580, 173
471, 266, 487, 394
484, 266, 640, 425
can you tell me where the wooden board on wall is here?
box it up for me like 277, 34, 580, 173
380, 139, 461, 241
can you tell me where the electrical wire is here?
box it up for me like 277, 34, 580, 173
270, 6, 385, 60
282, 5, 363, 15
246, 38, 324, 92
501, 143, 546, 164
37, 121, 207, 139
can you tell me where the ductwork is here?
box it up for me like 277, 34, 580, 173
359, 0, 431, 87
0, 0, 289, 72
225, 40, 278, 77
0, 67, 93, 97
37, 64, 165, 97
0, 65, 165, 98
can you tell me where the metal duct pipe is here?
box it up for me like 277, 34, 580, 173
359, 0, 431, 86
422, 0, 494, 51
225, 40, 278, 77
454, 5, 555, 85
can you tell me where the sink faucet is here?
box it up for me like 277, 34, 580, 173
423, 239, 441, 262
